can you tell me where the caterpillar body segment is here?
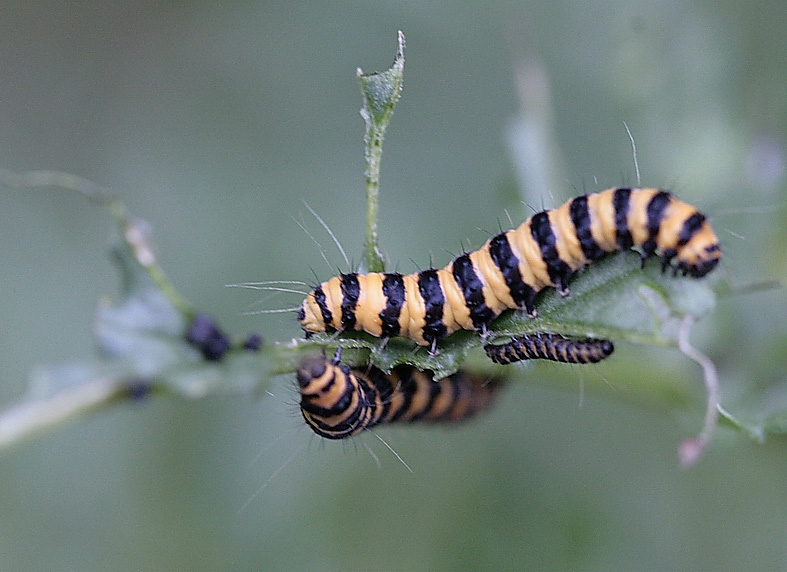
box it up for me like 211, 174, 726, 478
484, 333, 614, 365
297, 356, 499, 440
298, 188, 721, 348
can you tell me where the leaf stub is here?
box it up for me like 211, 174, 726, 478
357, 30, 405, 126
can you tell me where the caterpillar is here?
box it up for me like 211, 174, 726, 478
297, 353, 499, 440
484, 333, 614, 365
298, 187, 721, 350
185, 313, 263, 361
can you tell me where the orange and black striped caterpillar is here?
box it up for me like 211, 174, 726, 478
298, 187, 721, 351
297, 353, 499, 439
484, 333, 614, 365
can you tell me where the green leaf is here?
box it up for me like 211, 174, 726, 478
487, 250, 716, 346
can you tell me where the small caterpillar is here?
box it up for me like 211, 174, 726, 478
484, 333, 614, 365
297, 354, 499, 440
298, 188, 721, 350
185, 313, 262, 361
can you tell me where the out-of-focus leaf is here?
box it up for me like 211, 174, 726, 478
92, 216, 271, 397
718, 336, 787, 442
94, 226, 190, 377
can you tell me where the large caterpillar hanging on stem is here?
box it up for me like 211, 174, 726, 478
298, 187, 721, 352
297, 352, 500, 440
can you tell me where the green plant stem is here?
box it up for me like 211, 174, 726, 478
363, 130, 384, 272
357, 31, 405, 272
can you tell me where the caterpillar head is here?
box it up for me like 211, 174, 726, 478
298, 291, 328, 335
296, 355, 329, 390
676, 223, 721, 278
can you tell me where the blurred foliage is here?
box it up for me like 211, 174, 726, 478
1, 2, 786, 571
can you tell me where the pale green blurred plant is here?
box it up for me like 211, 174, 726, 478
0, 32, 779, 466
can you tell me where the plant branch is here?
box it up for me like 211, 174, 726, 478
357, 30, 405, 272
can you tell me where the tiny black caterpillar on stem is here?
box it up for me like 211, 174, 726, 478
484, 333, 614, 365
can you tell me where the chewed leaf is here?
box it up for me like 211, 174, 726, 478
293, 250, 719, 379
357, 30, 405, 128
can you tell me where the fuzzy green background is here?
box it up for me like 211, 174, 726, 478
1, 2, 785, 571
